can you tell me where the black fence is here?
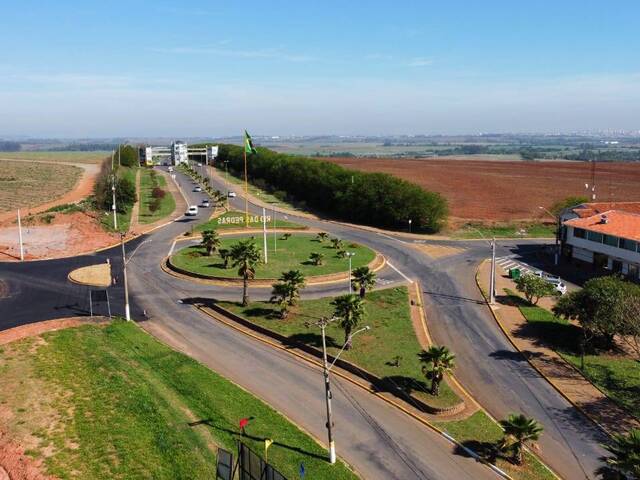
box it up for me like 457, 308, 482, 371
216, 442, 288, 480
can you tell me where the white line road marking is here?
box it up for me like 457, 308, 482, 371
168, 240, 177, 257
377, 232, 409, 244
386, 261, 413, 283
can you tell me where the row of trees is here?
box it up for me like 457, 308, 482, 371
93, 157, 136, 214
216, 144, 449, 233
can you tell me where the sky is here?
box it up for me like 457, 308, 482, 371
1, 0, 639, 137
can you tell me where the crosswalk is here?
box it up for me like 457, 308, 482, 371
495, 255, 537, 275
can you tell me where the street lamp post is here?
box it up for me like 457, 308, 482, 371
408, 219, 412, 233
466, 226, 496, 305
120, 234, 151, 321
310, 317, 370, 464
345, 252, 355, 294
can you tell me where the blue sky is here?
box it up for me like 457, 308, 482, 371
1, 1, 639, 137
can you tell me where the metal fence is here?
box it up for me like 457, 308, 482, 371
237, 442, 287, 480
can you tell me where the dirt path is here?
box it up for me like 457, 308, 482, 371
478, 261, 640, 435
0, 159, 100, 223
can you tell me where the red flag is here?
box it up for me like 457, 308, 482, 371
239, 418, 249, 429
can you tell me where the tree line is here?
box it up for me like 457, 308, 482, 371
216, 144, 448, 233
93, 145, 138, 214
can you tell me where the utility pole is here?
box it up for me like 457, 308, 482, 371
346, 252, 355, 294
490, 237, 496, 305
272, 204, 277, 253
309, 317, 370, 465
262, 207, 268, 264
112, 173, 118, 230
17, 209, 24, 261
120, 233, 130, 321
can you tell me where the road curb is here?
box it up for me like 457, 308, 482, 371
193, 297, 513, 479
474, 259, 613, 441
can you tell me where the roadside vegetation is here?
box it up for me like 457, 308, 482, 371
171, 234, 376, 280
0, 321, 356, 480
451, 222, 556, 239
138, 168, 175, 224
214, 144, 448, 233
94, 147, 138, 232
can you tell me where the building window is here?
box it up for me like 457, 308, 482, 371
587, 231, 603, 243
573, 227, 586, 239
620, 238, 638, 252
603, 235, 619, 247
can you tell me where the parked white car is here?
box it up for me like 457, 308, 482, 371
185, 205, 198, 216
534, 271, 567, 294
228, 191, 237, 198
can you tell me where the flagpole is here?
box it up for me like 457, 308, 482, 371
262, 207, 268, 264
244, 141, 249, 228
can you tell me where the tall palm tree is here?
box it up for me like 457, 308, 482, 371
309, 252, 324, 266
331, 294, 365, 350
230, 238, 261, 306
352, 266, 376, 298
498, 414, 544, 466
218, 248, 230, 268
316, 232, 329, 242
418, 345, 456, 396
270, 281, 295, 319
330, 238, 344, 250
602, 428, 640, 479
279, 270, 306, 305
200, 230, 221, 256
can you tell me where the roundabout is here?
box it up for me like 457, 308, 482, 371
168, 232, 379, 283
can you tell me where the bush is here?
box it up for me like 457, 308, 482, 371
93, 158, 137, 213
149, 198, 161, 213
217, 144, 448, 232
117, 144, 139, 167
152, 187, 166, 199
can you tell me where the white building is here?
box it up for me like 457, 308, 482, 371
561, 202, 640, 281
140, 142, 218, 166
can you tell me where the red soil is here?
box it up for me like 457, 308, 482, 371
326, 157, 640, 225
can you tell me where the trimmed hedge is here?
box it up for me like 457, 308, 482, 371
216, 144, 448, 233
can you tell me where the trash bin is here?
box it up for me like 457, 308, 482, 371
509, 268, 521, 280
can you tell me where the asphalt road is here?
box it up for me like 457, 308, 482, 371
0, 166, 609, 479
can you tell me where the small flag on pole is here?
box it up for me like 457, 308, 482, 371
244, 130, 257, 154
299, 463, 306, 478
239, 417, 249, 435
264, 438, 274, 463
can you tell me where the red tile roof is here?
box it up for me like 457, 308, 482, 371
571, 202, 640, 218
565, 210, 640, 242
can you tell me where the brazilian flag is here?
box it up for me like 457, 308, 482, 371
244, 130, 257, 154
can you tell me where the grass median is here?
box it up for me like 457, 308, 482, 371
0, 321, 356, 480
138, 169, 176, 224
219, 286, 461, 410
196, 210, 306, 232
172, 233, 376, 279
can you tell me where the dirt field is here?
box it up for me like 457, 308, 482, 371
326, 157, 640, 224
0, 151, 108, 164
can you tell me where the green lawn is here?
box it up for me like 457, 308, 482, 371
451, 222, 555, 239
506, 288, 640, 419
437, 412, 555, 480
171, 234, 376, 279
196, 210, 306, 232
219, 287, 461, 410
138, 169, 176, 224
0, 321, 356, 480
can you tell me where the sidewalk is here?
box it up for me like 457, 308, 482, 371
478, 260, 640, 435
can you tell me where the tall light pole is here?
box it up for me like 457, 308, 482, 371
539, 206, 560, 266
345, 252, 355, 294
272, 203, 278, 253
466, 226, 496, 305
111, 173, 118, 230
408, 219, 412, 233
120, 235, 151, 321
262, 207, 268, 264
17, 208, 24, 261
309, 317, 370, 464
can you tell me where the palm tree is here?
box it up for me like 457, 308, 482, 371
498, 414, 544, 466
602, 428, 640, 479
279, 270, 306, 305
309, 252, 324, 266
270, 281, 295, 319
336, 249, 347, 259
316, 232, 329, 242
200, 230, 221, 256
352, 266, 376, 298
281, 233, 292, 241
218, 248, 230, 268
230, 238, 261, 306
331, 294, 365, 350
330, 238, 344, 250
418, 345, 456, 396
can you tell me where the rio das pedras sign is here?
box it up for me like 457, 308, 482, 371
217, 215, 272, 225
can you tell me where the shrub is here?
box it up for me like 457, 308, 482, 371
152, 187, 166, 199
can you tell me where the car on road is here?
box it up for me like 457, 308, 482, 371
228, 191, 237, 198
185, 205, 198, 216
193, 186, 202, 192
201, 199, 210, 208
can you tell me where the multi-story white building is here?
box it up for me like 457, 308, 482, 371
140, 142, 218, 166
560, 202, 640, 281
